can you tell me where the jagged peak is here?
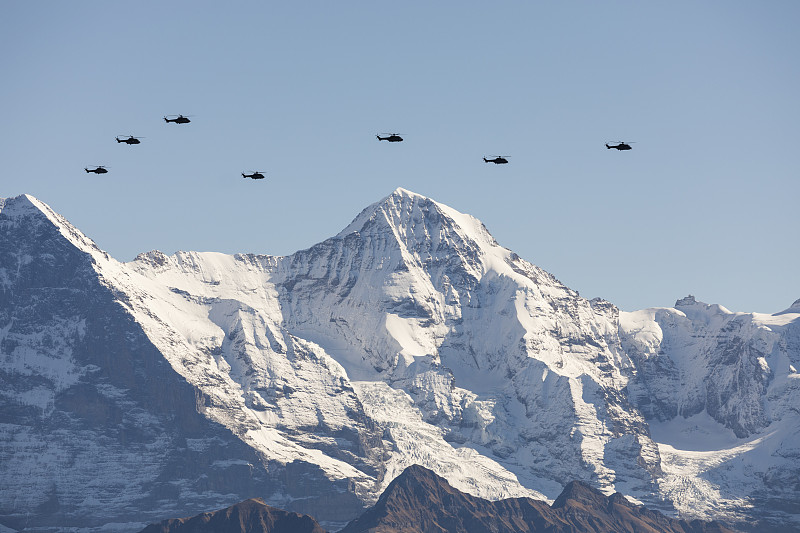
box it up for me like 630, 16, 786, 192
133, 249, 172, 269
674, 295, 732, 316
674, 294, 698, 307
326, 187, 569, 293
336, 188, 498, 251
0, 193, 45, 218
391, 186, 425, 199
0, 193, 106, 259
337, 188, 437, 237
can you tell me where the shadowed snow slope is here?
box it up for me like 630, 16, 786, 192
1, 189, 798, 531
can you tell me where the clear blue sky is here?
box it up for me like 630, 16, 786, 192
2, 1, 798, 313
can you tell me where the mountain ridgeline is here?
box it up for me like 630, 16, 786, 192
139, 498, 326, 533
142, 465, 736, 533
1, 190, 798, 532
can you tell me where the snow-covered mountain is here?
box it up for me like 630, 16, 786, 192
1, 189, 798, 531
621, 296, 800, 526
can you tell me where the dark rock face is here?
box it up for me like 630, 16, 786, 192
138, 498, 327, 533
339, 465, 737, 533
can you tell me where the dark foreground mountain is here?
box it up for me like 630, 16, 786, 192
339, 465, 737, 533
139, 498, 326, 533
141, 465, 736, 533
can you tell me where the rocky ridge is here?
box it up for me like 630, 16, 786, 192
138, 498, 326, 533
141, 465, 737, 533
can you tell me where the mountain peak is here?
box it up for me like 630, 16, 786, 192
382, 463, 449, 494
336, 188, 499, 256
674, 294, 698, 307
138, 498, 327, 533
390, 186, 424, 199
0, 193, 105, 259
337, 188, 443, 237
372, 464, 460, 510
328, 188, 518, 295
0, 193, 46, 219
551, 480, 610, 509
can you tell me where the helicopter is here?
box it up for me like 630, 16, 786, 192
164, 115, 191, 124
605, 142, 634, 150
483, 156, 509, 164
116, 135, 142, 144
377, 133, 403, 142
242, 171, 265, 180
85, 166, 108, 174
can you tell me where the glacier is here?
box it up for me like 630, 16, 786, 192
1, 189, 798, 531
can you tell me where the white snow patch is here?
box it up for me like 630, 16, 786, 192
353, 380, 543, 501
384, 313, 433, 361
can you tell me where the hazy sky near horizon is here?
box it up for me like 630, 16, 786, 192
2, 1, 798, 313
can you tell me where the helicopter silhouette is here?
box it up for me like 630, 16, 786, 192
164, 115, 191, 124
242, 171, 265, 180
483, 156, 509, 164
116, 135, 142, 144
605, 142, 634, 150
377, 133, 403, 142
85, 166, 108, 174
